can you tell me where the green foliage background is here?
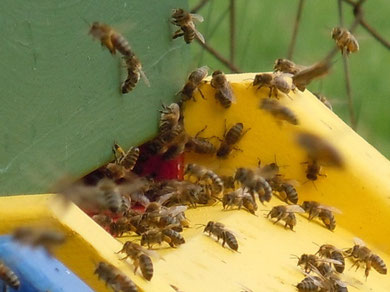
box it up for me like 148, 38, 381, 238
189, 0, 390, 157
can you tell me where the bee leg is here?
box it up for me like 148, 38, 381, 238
197, 88, 206, 100
365, 261, 371, 280
195, 126, 208, 138
172, 29, 184, 39
221, 232, 227, 248
133, 258, 140, 274
273, 217, 282, 225
268, 87, 273, 97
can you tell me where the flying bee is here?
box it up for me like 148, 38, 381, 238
301, 201, 342, 231
94, 261, 138, 292
12, 226, 65, 253
253, 73, 295, 99
89, 22, 132, 56
273, 58, 305, 75
316, 244, 345, 273
292, 60, 332, 92
113, 143, 139, 171
217, 122, 249, 158
0, 261, 20, 290
222, 188, 257, 215
117, 241, 154, 281
210, 70, 236, 108
179, 66, 208, 101
296, 132, 344, 168
185, 163, 224, 195
331, 27, 359, 55
171, 8, 205, 44
203, 221, 238, 251
267, 205, 305, 231
121, 54, 150, 94
260, 98, 299, 125
344, 237, 387, 278
314, 93, 333, 111
234, 167, 273, 204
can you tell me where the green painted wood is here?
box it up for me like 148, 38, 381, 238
0, 0, 190, 195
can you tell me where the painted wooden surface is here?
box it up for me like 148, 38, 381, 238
0, 0, 190, 195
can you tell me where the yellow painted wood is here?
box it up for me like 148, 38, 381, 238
1, 73, 389, 291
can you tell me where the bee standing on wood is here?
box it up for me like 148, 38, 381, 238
253, 73, 295, 99
344, 238, 387, 278
274, 58, 305, 75
267, 205, 305, 231
117, 241, 154, 281
210, 70, 236, 108
260, 98, 299, 125
203, 221, 238, 251
332, 27, 359, 55
179, 66, 208, 102
301, 201, 342, 231
316, 244, 345, 273
171, 8, 205, 44
217, 122, 249, 158
0, 261, 20, 290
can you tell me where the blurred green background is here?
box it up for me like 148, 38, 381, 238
189, 0, 390, 157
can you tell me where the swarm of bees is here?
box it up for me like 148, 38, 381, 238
31, 8, 385, 292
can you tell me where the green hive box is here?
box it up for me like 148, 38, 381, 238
0, 0, 190, 195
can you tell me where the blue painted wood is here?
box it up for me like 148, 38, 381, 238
0, 236, 93, 292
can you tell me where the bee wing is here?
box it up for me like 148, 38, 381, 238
190, 13, 204, 23
285, 205, 305, 213
138, 68, 151, 87
157, 192, 175, 205
160, 205, 188, 217
219, 84, 236, 103
318, 258, 343, 266
188, 21, 205, 44
318, 204, 342, 214
353, 237, 366, 246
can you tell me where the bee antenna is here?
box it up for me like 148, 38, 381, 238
312, 241, 320, 247
194, 223, 206, 229
290, 254, 300, 259
81, 17, 91, 27
311, 181, 318, 191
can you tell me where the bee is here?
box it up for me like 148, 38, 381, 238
159, 103, 181, 133
140, 227, 185, 249
210, 70, 236, 108
267, 205, 305, 231
12, 226, 65, 253
296, 132, 344, 168
300, 264, 348, 292
234, 167, 273, 204
105, 163, 127, 181
270, 176, 299, 204
316, 244, 345, 273
117, 241, 154, 281
301, 201, 342, 231
89, 22, 132, 56
162, 129, 189, 161
92, 213, 113, 228
260, 98, 299, 125
292, 60, 331, 92
113, 143, 139, 171
331, 27, 359, 55
121, 54, 150, 94
156, 180, 203, 208
296, 254, 343, 274
314, 93, 333, 111
185, 163, 224, 195
203, 221, 238, 251
217, 122, 249, 158
344, 238, 387, 278
97, 178, 123, 213
273, 58, 304, 75
0, 261, 20, 290
220, 175, 236, 191
109, 217, 135, 237
222, 188, 257, 215
253, 73, 295, 99
94, 261, 138, 292
185, 126, 217, 155
171, 8, 205, 44
179, 66, 208, 101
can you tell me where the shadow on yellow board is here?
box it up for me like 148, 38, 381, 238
0, 73, 389, 291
